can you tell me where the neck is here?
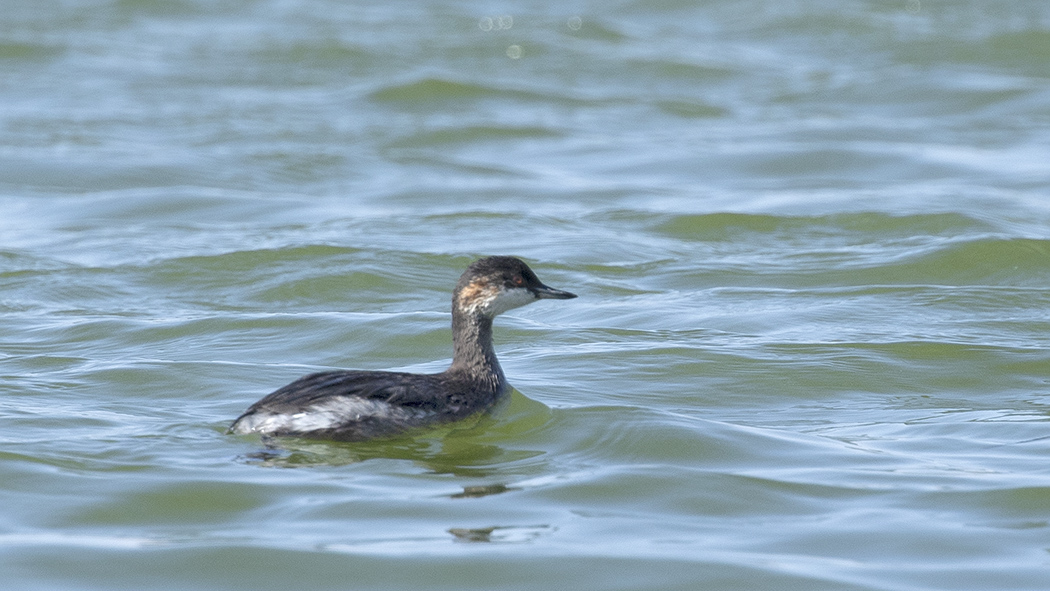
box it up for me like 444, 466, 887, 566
448, 309, 504, 383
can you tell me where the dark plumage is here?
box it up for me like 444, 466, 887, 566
228, 256, 576, 441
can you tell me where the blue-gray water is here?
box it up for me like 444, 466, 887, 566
3, 1, 1050, 589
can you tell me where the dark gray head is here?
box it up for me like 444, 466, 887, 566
454, 256, 576, 318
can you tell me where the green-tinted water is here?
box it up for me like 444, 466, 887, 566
3, 1, 1050, 590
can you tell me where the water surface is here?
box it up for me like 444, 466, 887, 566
3, 1, 1050, 590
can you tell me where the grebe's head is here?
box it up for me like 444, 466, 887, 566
453, 256, 576, 318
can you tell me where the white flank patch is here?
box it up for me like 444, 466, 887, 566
230, 397, 432, 435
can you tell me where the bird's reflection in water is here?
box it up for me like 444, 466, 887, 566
450, 483, 514, 498
235, 389, 551, 478
240, 435, 543, 476
448, 524, 553, 543
233, 394, 555, 546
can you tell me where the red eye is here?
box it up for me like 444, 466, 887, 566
513, 276, 525, 286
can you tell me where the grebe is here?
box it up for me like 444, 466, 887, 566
228, 256, 576, 441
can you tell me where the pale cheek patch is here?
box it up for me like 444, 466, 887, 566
458, 281, 538, 317
484, 287, 536, 316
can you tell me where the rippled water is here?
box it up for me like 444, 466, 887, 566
3, 1, 1050, 589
